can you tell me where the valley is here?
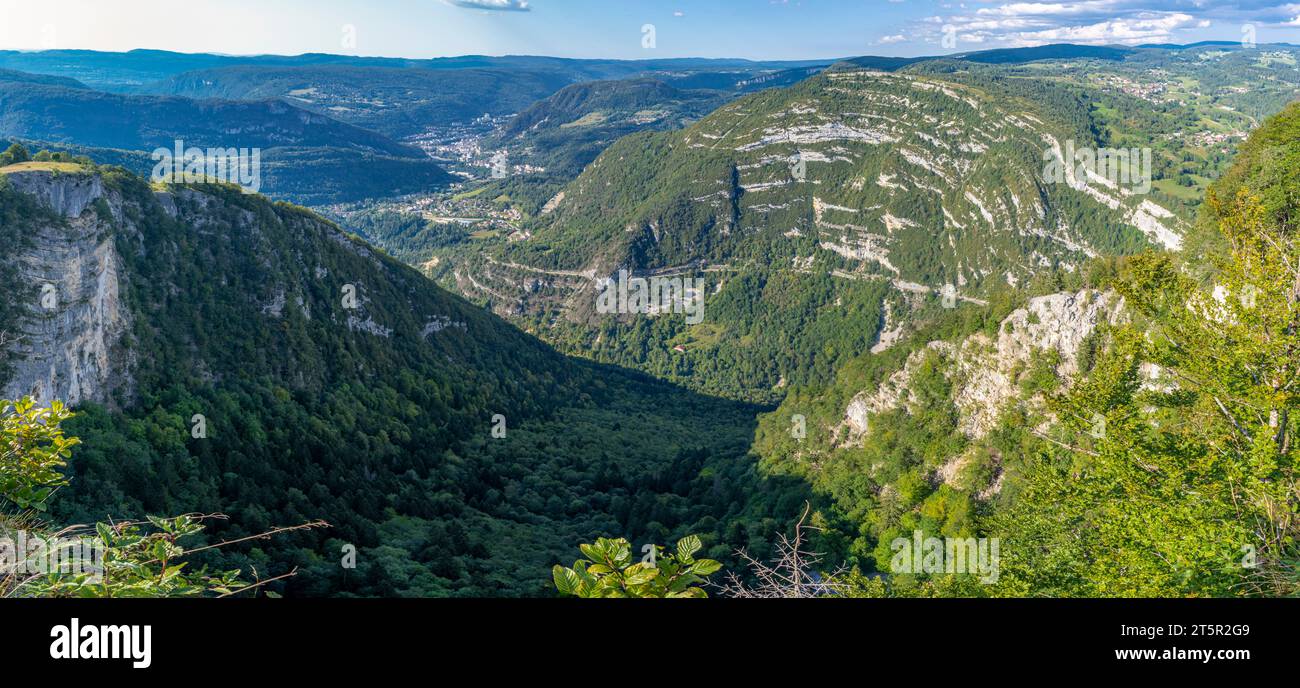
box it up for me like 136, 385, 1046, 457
0, 163, 802, 596
3, 34, 1300, 601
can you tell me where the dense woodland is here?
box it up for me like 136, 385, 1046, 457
0, 164, 806, 596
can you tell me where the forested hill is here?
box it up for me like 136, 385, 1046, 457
0, 69, 456, 205
484, 78, 726, 179
0, 162, 800, 596
138, 65, 579, 140
0, 77, 417, 156
498, 79, 716, 138
751, 98, 1300, 598
421, 66, 1180, 403
0, 69, 89, 89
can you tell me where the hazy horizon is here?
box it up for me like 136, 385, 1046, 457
1, 37, 1295, 64
2, 0, 1300, 62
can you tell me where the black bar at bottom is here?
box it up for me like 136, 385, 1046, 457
0, 598, 1289, 677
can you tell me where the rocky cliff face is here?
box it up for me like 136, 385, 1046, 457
1, 170, 134, 407
842, 289, 1125, 443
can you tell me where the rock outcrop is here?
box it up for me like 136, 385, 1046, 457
841, 289, 1124, 443
4, 170, 106, 219
1, 170, 134, 407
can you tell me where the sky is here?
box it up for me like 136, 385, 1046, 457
1, 0, 1300, 61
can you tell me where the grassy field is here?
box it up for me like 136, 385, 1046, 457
0, 161, 86, 174
1153, 176, 1210, 201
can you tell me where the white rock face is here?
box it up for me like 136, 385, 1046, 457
844, 397, 873, 436
841, 289, 1124, 442
5, 172, 105, 219
2, 171, 134, 407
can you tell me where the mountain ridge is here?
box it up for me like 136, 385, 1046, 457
412, 64, 1184, 402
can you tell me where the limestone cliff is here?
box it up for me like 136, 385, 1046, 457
1, 170, 133, 407
841, 289, 1125, 444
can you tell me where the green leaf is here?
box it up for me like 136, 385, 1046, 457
676, 534, 702, 562
579, 543, 604, 563
552, 565, 579, 595
623, 565, 660, 586
691, 559, 722, 576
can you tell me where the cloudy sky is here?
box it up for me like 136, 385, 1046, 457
0, 0, 1298, 60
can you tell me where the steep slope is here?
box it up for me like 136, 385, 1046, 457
0, 163, 797, 596
1184, 99, 1300, 261
750, 98, 1300, 592
752, 282, 1127, 570
513, 67, 1180, 289
422, 66, 1182, 402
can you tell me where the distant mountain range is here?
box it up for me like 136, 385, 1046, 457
0, 49, 838, 91
2, 42, 1277, 93
0, 70, 453, 204
1, 43, 1276, 143
136, 65, 578, 140
0, 79, 415, 155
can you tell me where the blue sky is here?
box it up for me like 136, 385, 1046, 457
1, 0, 1300, 60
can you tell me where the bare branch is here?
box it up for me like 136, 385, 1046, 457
715, 502, 847, 598
143, 519, 330, 565
218, 567, 300, 598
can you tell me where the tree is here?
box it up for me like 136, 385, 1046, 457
991, 108, 1300, 597
1, 397, 327, 598
0, 397, 78, 510
552, 535, 721, 598
0, 143, 31, 167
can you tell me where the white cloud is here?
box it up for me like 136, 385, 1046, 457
975, 1, 1126, 18
912, 0, 1284, 47
1010, 12, 1198, 45
444, 0, 531, 12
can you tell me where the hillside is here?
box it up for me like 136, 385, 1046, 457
748, 99, 1300, 597
0, 69, 89, 89
140, 65, 579, 140
485, 78, 726, 179
0, 75, 455, 205
751, 282, 1124, 573
411, 66, 1183, 403
0, 79, 415, 155
0, 163, 799, 596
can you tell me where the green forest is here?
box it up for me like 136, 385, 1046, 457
0, 160, 807, 597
